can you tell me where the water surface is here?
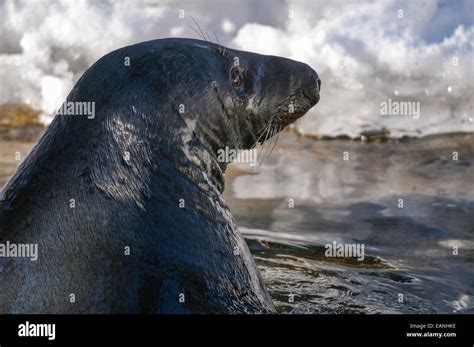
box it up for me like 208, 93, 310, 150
224, 132, 474, 313
1, 131, 473, 314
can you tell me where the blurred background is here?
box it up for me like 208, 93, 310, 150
1, 0, 473, 136
1, 0, 473, 313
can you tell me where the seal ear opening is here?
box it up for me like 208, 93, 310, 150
229, 66, 255, 98
229, 66, 243, 87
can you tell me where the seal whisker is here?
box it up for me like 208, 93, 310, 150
190, 16, 208, 42
203, 29, 213, 43
250, 124, 267, 149
265, 124, 282, 162
252, 127, 265, 146
259, 124, 279, 167
251, 114, 275, 149
255, 130, 269, 163
254, 117, 272, 151
257, 128, 273, 167
188, 24, 205, 41
256, 119, 275, 166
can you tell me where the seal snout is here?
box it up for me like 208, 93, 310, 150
302, 68, 321, 107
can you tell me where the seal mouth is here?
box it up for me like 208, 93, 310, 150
252, 95, 315, 145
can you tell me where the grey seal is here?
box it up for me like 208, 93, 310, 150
0, 38, 320, 313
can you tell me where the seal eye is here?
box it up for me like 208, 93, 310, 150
230, 66, 242, 87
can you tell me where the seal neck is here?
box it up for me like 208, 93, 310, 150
106, 113, 227, 196
169, 137, 226, 195
84, 103, 232, 213
159, 112, 230, 194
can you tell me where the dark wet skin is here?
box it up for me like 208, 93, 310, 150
0, 38, 320, 313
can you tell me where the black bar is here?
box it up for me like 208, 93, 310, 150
0, 314, 472, 346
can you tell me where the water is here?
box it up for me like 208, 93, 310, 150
224, 132, 474, 313
1, 131, 473, 314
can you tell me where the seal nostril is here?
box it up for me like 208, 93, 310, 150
302, 88, 318, 106
302, 75, 320, 106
